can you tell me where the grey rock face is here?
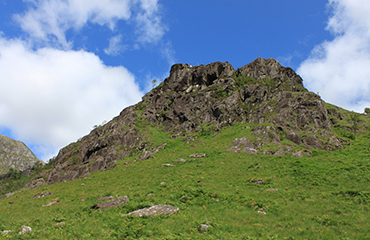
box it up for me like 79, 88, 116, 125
0, 134, 42, 174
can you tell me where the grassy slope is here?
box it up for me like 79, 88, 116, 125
1, 117, 370, 239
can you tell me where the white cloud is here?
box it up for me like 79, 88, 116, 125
0, 37, 142, 160
104, 34, 127, 56
14, 0, 166, 48
298, 0, 370, 112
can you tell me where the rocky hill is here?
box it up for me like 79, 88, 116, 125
0, 134, 42, 175
46, 57, 351, 184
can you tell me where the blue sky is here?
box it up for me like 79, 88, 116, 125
0, 0, 369, 161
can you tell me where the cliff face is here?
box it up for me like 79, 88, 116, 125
0, 134, 42, 174
46, 57, 346, 184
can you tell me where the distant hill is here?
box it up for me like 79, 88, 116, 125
0, 134, 42, 175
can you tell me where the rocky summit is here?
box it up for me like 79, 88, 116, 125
0, 134, 42, 175
46, 57, 348, 184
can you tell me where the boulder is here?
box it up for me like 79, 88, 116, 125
122, 205, 179, 217
18, 226, 32, 235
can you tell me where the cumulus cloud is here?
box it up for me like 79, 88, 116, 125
0, 38, 142, 160
14, 0, 166, 48
104, 35, 127, 56
298, 0, 370, 112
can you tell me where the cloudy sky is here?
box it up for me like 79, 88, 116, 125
0, 0, 369, 161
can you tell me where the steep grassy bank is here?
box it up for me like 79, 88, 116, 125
1, 118, 369, 239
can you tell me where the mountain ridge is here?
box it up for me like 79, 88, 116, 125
44, 57, 351, 185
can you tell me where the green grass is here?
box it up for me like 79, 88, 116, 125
1, 121, 370, 239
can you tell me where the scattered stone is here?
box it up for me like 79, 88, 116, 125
162, 163, 175, 167
19, 225, 32, 235
198, 224, 209, 233
42, 199, 60, 207
160, 181, 166, 185
292, 151, 303, 158
122, 205, 179, 217
33, 191, 54, 198
265, 188, 278, 191
2, 230, 11, 235
146, 193, 153, 197
96, 196, 114, 202
257, 210, 267, 215
189, 153, 206, 158
56, 222, 66, 226
183, 136, 195, 143
91, 196, 129, 210
81, 183, 85, 186
227, 137, 258, 154
8, 201, 14, 204
274, 148, 285, 156
139, 151, 154, 160
0, 191, 17, 200
251, 179, 265, 185
173, 158, 187, 162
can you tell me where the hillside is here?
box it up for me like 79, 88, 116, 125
0, 134, 42, 175
0, 58, 369, 239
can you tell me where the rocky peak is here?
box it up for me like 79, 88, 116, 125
45, 57, 347, 185
160, 61, 235, 94
0, 134, 42, 175
237, 57, 303, 85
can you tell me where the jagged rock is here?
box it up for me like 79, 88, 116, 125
139, 151, 154, 160
91, 196, 129, 210
18, 225, 32, 235
292, 151, 303, 158
286, 131, 301, 145
25, 178, 46, 189
227, 137, 258, 154
122, 205, 179, 217
274, 148, 285, 156
0, 134, 43, 175
33, 191, 54, 198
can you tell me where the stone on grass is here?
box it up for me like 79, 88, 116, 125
265, 188, 278, 191
173, 158, 187, 162
162, 163, 175, 167
19, 226, 32, 235
2, 230, 11, 235
122, 205, 179, 217
33, 191, 54, 198
198, 224, 209, 233
189, 153, 206, 158
42, 199, 60, 207
91, 196, 129, 210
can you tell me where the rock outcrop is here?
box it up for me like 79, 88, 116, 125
0, 134, 42, 175
45, 57, 346, 184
